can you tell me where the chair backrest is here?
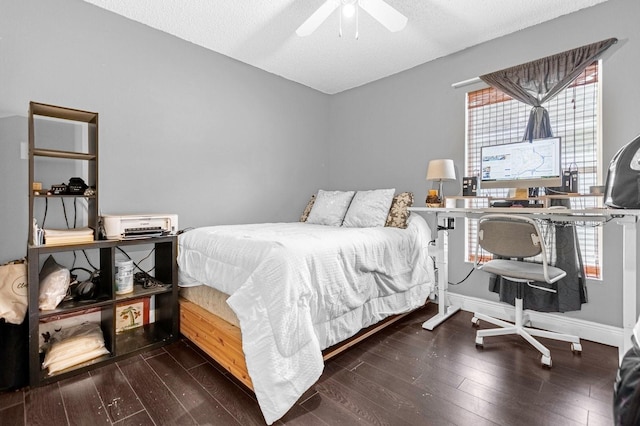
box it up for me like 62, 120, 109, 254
477, 214, 543, 259
474, 214, 564, 285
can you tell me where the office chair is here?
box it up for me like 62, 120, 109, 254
472, 214, 582, 367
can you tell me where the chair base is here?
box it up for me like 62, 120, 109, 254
472, 298, 582, 367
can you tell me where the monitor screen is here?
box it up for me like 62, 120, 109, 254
480, 137, 562, 189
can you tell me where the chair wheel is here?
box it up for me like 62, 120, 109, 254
571, 343, 583, 353
475, 335, 483, 347
541, 355, 552, 368
471, 317, 480, 327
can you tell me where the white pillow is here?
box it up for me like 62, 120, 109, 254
42, 322, 109, 373
306, 190, 355, 226
39, 255, 70, 311
343, 189, 396, 228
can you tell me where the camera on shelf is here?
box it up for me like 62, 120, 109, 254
67, 177, 88, 195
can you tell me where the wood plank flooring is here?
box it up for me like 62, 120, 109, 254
0, 304, 619, 425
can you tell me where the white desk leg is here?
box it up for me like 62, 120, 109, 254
423, 222, 460, 330
620, 219, 637, 362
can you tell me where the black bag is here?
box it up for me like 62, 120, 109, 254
614, 335, 640, 425
0, 318, 28, 390
604, 134, 640, 208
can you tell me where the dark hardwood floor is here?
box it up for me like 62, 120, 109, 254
0, 304, 619, 425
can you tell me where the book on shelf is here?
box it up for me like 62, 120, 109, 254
44, 227, 94, 245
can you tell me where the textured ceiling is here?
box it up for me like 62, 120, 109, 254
81, 0, 609, 94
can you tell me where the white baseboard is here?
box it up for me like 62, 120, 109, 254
447, 293, 624, 350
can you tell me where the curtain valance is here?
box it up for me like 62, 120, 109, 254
480, 38, 617, 140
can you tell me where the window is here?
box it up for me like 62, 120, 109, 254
465, 62, 602, 278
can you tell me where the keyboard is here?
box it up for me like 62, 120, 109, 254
490, 201, 544, 208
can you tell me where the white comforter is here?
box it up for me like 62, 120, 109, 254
177, 214, 434, 424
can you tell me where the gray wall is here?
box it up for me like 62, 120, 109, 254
0, 0, 331, 262
328, 0, 640, 328
0, 116, 28, 262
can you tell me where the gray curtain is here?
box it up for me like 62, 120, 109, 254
480, 38, 617, 141
480, 38, 617, 312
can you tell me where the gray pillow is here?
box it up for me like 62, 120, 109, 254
306, 190, 355, 226
343, 189, 396, 228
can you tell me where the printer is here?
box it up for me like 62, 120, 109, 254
101, 214, 179, 240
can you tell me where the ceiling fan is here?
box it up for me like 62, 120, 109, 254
296, 0, 408, 38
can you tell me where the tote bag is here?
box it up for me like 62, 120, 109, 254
0, 260, 28, 325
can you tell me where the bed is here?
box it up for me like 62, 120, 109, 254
177, 191, 435, 424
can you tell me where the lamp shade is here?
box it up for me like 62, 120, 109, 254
426, 159, 456, 181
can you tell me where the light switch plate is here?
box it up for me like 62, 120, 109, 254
20, 142, 28, 160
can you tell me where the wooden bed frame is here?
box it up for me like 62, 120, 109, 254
179, 297, 425, 390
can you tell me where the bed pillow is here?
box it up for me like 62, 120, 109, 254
42, 322, 109, 374
39, 255, 71, 311
343, 189, 396, 228
306, 190, 355, 226
299, 194, 316, 222
385, 192, 414, 229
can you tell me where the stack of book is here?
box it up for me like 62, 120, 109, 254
44, 227, 94, 245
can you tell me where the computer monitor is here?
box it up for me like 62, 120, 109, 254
480, 137, 562, 189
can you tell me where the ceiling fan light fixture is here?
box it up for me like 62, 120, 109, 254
296, 0, 406, 38
342, 1, 357, 19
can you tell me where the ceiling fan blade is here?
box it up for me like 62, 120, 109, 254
296, 0, 340, 37
359, 0, 408, 32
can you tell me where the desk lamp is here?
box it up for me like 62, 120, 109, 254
426, 159, 456, 206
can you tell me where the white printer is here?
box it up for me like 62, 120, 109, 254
101, 214, 178, 240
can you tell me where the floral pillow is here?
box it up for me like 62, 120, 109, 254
299, 194, 316, 222
385, 192, 414, 229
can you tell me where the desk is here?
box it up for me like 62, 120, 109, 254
445, 194, 603, 209
409, 206, 640, 360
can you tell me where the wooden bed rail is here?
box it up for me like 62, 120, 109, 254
179, 297, 429, 392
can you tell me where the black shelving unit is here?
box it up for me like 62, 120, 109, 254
27, 102, 179, 386
27, 237, 178, 386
